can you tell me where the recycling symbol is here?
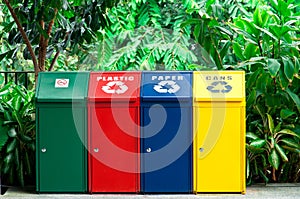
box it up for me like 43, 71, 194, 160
153, 80, 180, 94
206, 81, 232, 93
102, 81, 128, 94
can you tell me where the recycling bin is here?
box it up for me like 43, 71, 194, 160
193, 71, 246, 194
36, 72, 89, 193
88, 71, 141, 193
140, 71, 193, 193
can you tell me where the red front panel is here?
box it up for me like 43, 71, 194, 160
88, 72, 140, 193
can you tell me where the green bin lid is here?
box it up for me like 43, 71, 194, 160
36, 72, 89, 102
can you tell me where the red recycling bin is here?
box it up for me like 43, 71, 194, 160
88, 71, 141, 193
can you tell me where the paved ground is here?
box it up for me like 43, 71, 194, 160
1, 184, 300, 199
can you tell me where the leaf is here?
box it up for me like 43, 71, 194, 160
219, 41, 231, 60
258, 169, 269, 183
11, 95, 22, 112
246, 68, 262, 88
267, 113, 274, 134
246, 89, 256, 108
4, 153, 13, 165
246, 132, 260, 140
246, 144, 265, 153
253, 6, 262, 26
6, 139, 17, 153
280, 138, 300, 149
267, 59, 281, 78
217, 26, 233, 37
282, 145, 300, 153
275, 143, 288, 162
283, 58, 294, 82
242, 18, 259, 36
256, 25, 278, 40
277, 129, 300, 139
19, 133, 33, 143
232, 41, 245, 60
246, 156, 250, 179
25, 151, 32, 176
278, 69, 289, 90
278, 0, 291, 17
280, 109, 296, 119
18, 157, 24, 187
268, 148, 280, 170
294, 57, 300, 75
8, 127, 17, 137
12, 111, 23, 131
250, 139, 266, 148
0, 123, 9, 151
244, 43, 258, 60
285, 88, 300, 113
180, 18, 201, 28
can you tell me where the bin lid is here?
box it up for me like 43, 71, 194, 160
141, 71, 192, 101
193, 71, 245, 102
88, 72, 141, 102
36, 72, 89, 102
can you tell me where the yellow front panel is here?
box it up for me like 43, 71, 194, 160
193, 106, 245, 193
194, 71, 245, 101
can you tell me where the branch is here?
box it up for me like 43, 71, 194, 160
3, 0, 38, 74
38, 20, 45, 71
48, 51, 60, 71
40, 8, 58, 71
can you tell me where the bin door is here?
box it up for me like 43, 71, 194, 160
38, 107, 86, 192
141, 106, 192, 193
89, 106, 139, 193
194, 106, 244, 192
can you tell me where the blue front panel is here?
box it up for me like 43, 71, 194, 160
141, 71, 192, 193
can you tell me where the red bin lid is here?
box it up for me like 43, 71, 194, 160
88, 71, 141, 102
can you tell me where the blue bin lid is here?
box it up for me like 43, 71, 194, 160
141, 71, 192, 101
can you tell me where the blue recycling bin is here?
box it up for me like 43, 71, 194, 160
140, 71, 193, 193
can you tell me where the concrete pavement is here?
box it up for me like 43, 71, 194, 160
1, 184, 300, 199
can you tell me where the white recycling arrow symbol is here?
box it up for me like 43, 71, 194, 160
153, 80, 180, 94
102, 81, 128, 94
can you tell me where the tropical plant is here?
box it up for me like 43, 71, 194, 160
91, 0, 215, 71
0, 0, 120, 80
226, 0, 300, 183
0, 83, 35, 186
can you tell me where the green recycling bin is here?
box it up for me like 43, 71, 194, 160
36, 72, 89, 193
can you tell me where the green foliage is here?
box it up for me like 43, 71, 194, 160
91, 0, 215, 71
0, 83, 35, 186
0, 0, 120, 73
224, 0, 300, 184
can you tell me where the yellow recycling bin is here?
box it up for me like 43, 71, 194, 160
193, 71, 246, 194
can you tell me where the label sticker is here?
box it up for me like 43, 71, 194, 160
55, 79, 69, 88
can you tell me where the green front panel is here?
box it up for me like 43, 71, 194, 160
37, 104, 87, 192
36, 72, 89, 102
